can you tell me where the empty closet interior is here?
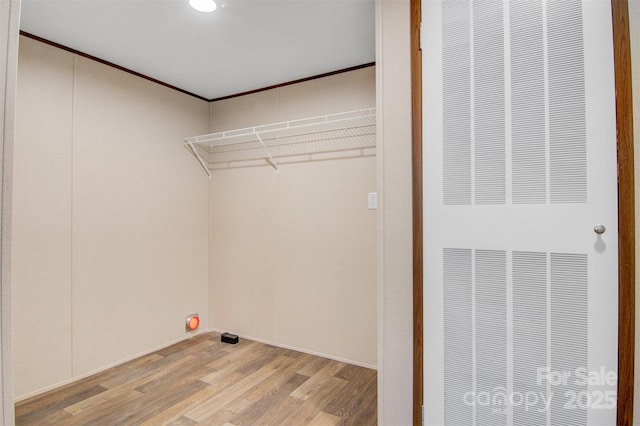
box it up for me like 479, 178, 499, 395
11, 35, 377, 400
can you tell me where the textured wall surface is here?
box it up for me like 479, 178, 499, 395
13, 36, 210, 399
376, 0, 413, 424
209, 67, 378, 368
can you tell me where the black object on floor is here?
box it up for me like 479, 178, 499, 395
221, 332, 239, 344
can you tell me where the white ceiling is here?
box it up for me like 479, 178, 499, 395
19, 0, 376, 100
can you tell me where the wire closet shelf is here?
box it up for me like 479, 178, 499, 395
184, 108, 377, 177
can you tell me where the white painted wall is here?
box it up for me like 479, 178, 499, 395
12, 36, 210, 399
208, 67, 378, 368
13, 39, 379, 401
376, 0, 413, 424
0, 0, 20, 422
13, 37, 74, 398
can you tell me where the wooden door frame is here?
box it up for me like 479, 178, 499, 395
410, 1, 636, 425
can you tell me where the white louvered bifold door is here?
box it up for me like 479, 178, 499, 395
422, 1, 619, 425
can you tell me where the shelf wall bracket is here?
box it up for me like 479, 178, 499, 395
185, 138, 212, 179
255, 132, 280, 173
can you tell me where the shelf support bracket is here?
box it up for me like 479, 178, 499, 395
255, 132, 280, 173
185, 139, 212, 179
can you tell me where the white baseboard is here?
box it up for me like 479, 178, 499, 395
209, 327, 378, 371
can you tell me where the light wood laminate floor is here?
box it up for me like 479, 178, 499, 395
15, 332, 377, 425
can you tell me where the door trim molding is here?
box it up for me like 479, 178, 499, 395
611, 1, 635, 424
411, 1, 636, 425
410, 0, 423, 423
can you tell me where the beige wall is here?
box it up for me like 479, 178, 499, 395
1, 0, 20, 422
13, 36, 210, 399
13, 36, 74, 399
376, 0, 413, 424
209, 67, 378, 367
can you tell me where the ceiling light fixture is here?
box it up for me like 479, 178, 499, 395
189, 0, 217, 13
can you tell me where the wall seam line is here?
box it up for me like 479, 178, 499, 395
375, 1, 386, 424
276, 88, 281, 343
70, 53, 77, 378
210, 108, 213, 330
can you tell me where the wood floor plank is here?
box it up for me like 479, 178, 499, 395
167, 416, 200, 426
134, 355, 214, 395
289, 359, 347, 401
325, 368, 377, 425
63, 387, 141, 416
343, 376, 378, 426
65, 355, 197, 415
27, 410, 72, 426
14, 384, 107, 425
233, 353, 313, 405
139, 372, 246, 426
99, 352, 189, 389
296, 354, 331, 377
15, 332, 377, 425
229, 372, 309, 426
308, 411, 342, 426
18, 407, 74, 426
333, 362, 376, 382
234, 346, 283, 376
185, 354, 293, 422
89, 378, 210, 425
64, 389, 144, 425
323, 363, 377, 418
192, 396, 252, 425
204, 341, 261, 372
15, 376, 111, 417
251, 395, 306, 425
280, 376, 348, 426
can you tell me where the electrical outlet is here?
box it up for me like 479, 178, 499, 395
368, 192, 377, 210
